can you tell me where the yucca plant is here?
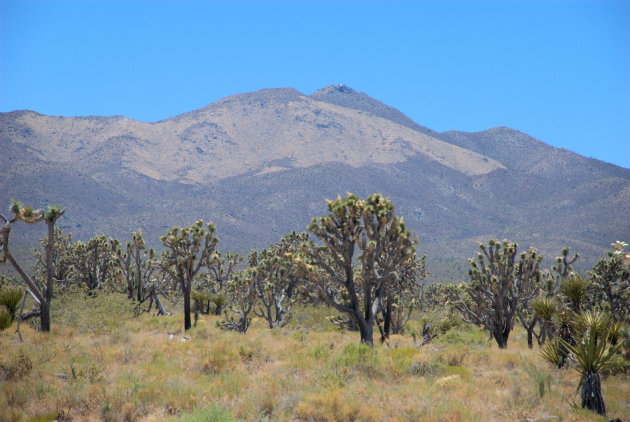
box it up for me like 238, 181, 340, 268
0, 287, 24, 321
532, 297, 558, 344
540, 310, 623, 416
560, 274, 590, 312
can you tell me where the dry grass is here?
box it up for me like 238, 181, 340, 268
1, 293, 628, 421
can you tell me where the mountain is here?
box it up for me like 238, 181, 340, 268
1, 85, 629, 282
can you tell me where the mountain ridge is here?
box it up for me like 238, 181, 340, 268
1, 85, 628, 282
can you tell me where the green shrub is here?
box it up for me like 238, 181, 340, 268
435, 328, 490, 346
168, 405, 235, 421
0, 305, 12, 331
332, 343, 384, 379
0, 287, 24, 321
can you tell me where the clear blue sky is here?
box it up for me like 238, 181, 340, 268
2, 0, 629, 168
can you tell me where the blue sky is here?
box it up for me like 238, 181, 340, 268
2, 0, 629, 168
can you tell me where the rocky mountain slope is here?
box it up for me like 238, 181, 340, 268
2, 85, 629, 281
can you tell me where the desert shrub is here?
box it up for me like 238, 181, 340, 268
409, 361, 443, 377
0, 287, 24, 321
295, 389, 384, 422
308, 343, 333, 360
0, 351, 33, 381
435, 327, 490, 346
334, 343, 381, 377
445, 365, 473, 381
0, 305, 12, 330
438, 347, 469, 366
200, 343, 238, 375
167, 405, 235, 422
52, 286, 141, 334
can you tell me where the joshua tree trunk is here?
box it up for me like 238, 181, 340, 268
383, 294, 392, 339
40, 301, 50, 332
357, 316, 374, 346
581, 371, 606, 415
493, 325, 510, 349
183, 289, 192, 331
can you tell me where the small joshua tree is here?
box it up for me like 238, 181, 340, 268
0, 200, 65, 332
159, 220, 219, 331
454, 239, 542, 349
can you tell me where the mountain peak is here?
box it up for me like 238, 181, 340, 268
309, 84, 435, 135
312, 84, 358, 96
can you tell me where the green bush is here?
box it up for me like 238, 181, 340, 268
51, 286, 140, 334
435, 328, 490, 346
168, 405, 235, 422
0, 287, 24, 321
0, 305, 12, 331
332, 343, 384, 379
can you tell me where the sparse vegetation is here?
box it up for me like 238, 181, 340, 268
1, 197, 629, 421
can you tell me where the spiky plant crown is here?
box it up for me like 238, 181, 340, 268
44, 204, 62, 222
532, 297, 558, 321
560, 274, 590, 311
9, 199, 21, 216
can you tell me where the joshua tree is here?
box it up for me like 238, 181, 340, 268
540, 311, 623, 416
198, 251, 242, 315
0, 200, 65, 332
250, 231, 309, 329
297, 193, 417, 346
379, 254, 426, 339
219, 270, 256, 333
589, 241, 630, 322
68, 234, 115, 290
454, 239, 542, 349
34, 228, 73, 291
111, 230, 155, 302
159, 220, 219, 331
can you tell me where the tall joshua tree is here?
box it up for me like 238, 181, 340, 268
159, 220, 218, 330
455, 239, 542, 349
0, 200, 65, 332
297, 193, 417, 346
